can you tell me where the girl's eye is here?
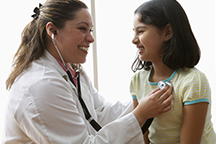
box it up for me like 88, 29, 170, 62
89, 29, 93, 33
138, 30, 144, 34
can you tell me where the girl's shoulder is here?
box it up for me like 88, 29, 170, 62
178, 67, 206, 77
177, 67, 208, 84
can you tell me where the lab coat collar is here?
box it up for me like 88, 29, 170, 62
42, 50, 76, 89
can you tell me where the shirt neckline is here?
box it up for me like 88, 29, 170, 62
147, 66, 178, 86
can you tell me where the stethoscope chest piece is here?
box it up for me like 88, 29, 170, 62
158, 81, 172, 89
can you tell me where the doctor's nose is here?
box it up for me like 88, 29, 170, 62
86, 33, 95, 43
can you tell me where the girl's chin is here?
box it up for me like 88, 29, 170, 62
139, 56, 145, 61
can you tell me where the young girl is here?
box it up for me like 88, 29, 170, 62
130, 0, 216, 143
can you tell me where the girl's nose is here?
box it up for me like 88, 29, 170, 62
132, 36, 139, 44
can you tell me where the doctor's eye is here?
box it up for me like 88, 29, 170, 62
79, 27, 87, 32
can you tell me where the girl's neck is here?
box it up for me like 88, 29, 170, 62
149, 64, 174, 83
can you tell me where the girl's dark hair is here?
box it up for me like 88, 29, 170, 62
131, 0, 200, 72
6, 0, 88, 90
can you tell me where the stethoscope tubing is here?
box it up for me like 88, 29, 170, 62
51, 33, 102, 131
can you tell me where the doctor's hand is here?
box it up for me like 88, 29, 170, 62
132, 86, 173, 127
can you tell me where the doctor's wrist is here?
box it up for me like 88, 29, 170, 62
132, 107, 147, 127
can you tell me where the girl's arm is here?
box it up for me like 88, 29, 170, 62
180, 102, 208, 144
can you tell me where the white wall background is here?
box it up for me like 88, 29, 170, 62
0, 0, 215, 141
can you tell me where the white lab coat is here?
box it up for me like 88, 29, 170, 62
3, 50, 144, 144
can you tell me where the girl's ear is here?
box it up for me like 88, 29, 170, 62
46, 22, 57, 38
164, 23, 173, 41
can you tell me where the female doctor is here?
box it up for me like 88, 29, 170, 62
3, 0, 173, 143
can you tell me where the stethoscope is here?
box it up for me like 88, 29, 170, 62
52, 33, 102, 131
51, 33, 171, 133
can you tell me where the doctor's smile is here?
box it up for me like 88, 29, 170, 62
78, 46, 89, 53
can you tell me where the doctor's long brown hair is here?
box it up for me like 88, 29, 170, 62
6, 0, 87, 90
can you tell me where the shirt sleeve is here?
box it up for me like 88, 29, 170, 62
180, 69, 211, 105
129, 73, 138, 100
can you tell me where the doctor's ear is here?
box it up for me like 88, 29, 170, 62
46, 22, 57, 37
